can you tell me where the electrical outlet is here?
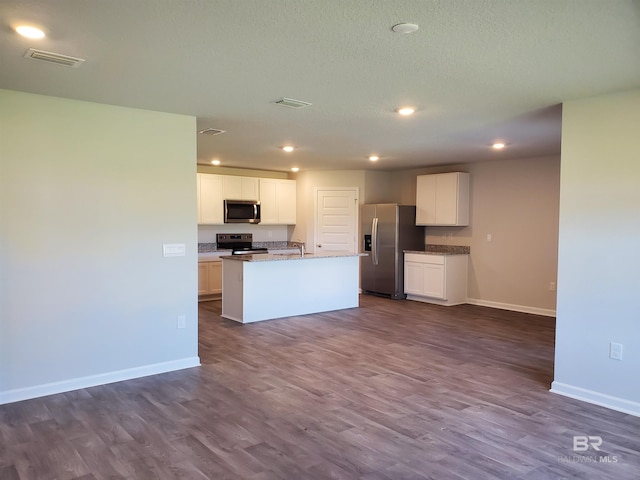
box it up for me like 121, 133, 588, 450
610, 342, 623, 360
549, 281, 556, 291
486, 233, 492, 242
177, 315, 186, 329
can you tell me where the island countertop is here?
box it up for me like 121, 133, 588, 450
221, 251, 367, 262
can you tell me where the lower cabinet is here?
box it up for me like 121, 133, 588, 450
198, 260, 222, 300
404, 253, 468, 306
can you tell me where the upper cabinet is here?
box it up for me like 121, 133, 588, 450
197, 173, 224, 224
416, 172, 470, 226
259, 178, 297, 225
222, 175, 259, 201
197, 173, 296, 225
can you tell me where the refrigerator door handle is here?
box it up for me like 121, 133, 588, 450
372, 217, 379, 265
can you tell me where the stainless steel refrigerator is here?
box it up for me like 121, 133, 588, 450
360, 204, 425, 299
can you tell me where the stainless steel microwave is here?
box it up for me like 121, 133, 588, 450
224, 199, 261, 224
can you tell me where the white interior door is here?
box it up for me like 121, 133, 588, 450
315, 188, 358, 253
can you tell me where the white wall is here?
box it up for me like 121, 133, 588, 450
552, 89, 640, 416
0, 90, 199, 403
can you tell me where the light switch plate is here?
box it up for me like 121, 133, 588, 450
163, 243, 186, 257
610, 342, 623, 360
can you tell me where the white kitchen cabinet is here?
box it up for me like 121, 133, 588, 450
259, 178, 297, 224
222, 175, 259, 201
197, 174, 261, 224
404, 253, 468, 306
416, 172, 470, 226
197, 173, 224, 224
198, 260, 222, 299
197, 174, 294, 224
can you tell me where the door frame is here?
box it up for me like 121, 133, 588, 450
313, 187, 360, 253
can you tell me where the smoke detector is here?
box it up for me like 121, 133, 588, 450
392, 23, 419, 34
272, 97, 312, 109
24, 48, 85, 68
198, 128, 226, 135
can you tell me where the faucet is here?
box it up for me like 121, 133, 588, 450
296, 239, 305, 257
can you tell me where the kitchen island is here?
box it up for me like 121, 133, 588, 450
222, 252, 366, 323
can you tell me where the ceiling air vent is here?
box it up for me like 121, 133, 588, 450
198, 128, 226, 135
272, 97, 312, 109
24, 48, 85, 68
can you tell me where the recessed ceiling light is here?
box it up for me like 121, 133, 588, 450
369, 155, 379, 161
15, 25, 46, 39
391, 23, 419, 34
397, 106, 415, 116
211, 159, 221, 165
492, 142, 506, 150
282, 145, 295, 153
291, 167, 299, 172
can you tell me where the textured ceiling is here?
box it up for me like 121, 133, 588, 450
1, 0, 639, 172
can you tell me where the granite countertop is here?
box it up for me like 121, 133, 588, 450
404, 244, 470, 256
222, 252, 368, 262
198, 241, 301, 253
198, 241, 301, 261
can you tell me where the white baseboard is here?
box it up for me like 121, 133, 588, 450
550, 382, 640, 418
0, 356, 201, 406
406, 294, 466, 306
466, 297, 556, 317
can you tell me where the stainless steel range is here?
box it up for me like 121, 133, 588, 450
216, 233, 268, 255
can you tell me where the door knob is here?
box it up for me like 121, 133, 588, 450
317, 244, 322, 248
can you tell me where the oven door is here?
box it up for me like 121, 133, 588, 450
224, 200, 261, 224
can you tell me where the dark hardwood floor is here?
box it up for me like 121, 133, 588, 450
1, 295, 639, 479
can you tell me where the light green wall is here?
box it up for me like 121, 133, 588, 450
552, 89, 640, 414
0, 90, 199, 402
